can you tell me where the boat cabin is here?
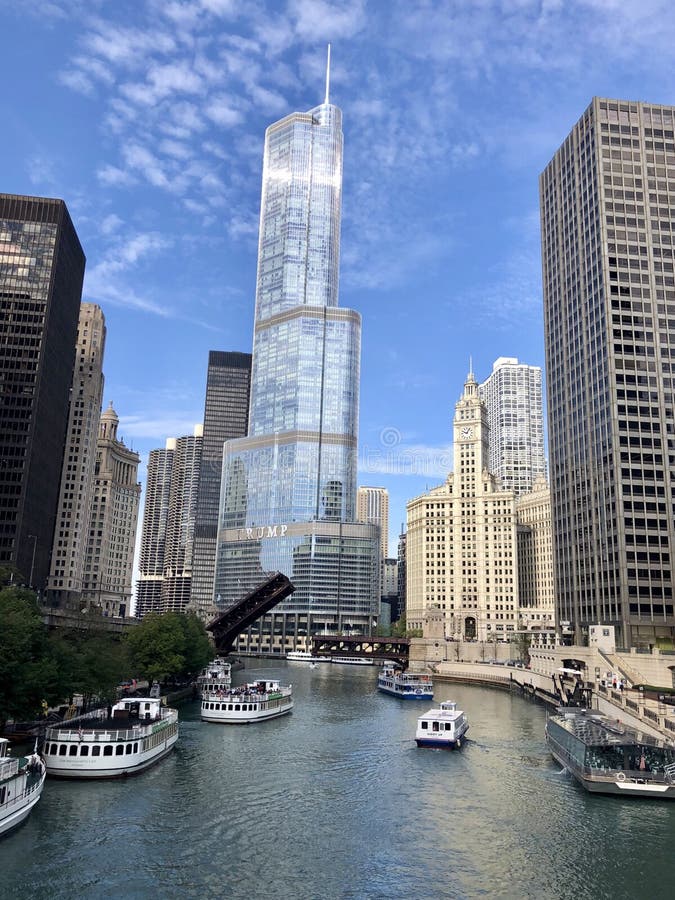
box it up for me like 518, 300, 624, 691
112, 698, 163, 722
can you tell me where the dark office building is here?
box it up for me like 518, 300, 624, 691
0, 194, 85, 592
189, 351, 251, 619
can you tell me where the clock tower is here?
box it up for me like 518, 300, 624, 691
453, 369, 490, 482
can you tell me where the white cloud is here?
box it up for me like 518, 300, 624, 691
97, 164, 137, 187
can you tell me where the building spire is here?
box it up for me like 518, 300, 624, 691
324, 43, 331, 105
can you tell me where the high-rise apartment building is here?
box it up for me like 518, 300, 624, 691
137, 426, 204, 617
47, 303, 105, 607
541, 97, 675, 649
214, 59, 379, 652
81, 403, 140, 617
406, 372, 518, 641
478, 357, 546, 496
189, 351, 251, 620
135, 440, 175, 618
0, 194, 85, 591
357, 486, 389, 560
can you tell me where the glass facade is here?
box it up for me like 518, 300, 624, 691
0, 194, 85, 592
214, 98, 378, 646
189, 351, 251, 619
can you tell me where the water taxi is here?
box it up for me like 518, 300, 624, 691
201, 680, 293, 724
196, 657, 232, 697
416, 701, 469, 749
0, 739, 46, 837
42, 697, 179, 779
378, 666, 433, 700
546, 708, 675, 799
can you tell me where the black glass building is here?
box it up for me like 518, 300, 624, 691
189, 351, 251, 618
0, 194, 85, 592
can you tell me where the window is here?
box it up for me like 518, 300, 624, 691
103, 746, 113, 757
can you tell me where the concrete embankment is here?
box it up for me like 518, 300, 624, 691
433, 661, 559, 706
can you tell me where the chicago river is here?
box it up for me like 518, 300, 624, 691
1, 662, 673, 900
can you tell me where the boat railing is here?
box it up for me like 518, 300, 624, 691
45, 708, 177, 743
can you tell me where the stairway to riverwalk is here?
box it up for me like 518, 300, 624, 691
598, 649, 646, 688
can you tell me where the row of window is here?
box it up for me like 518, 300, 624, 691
45, 741, 139, 757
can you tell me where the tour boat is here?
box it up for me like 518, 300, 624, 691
378, 666, 434, 700
42, 697, 179, 779
546, 708, 675, 799
286, 650, 327, 664
201, 680, 293, 724
415, 701, 469, 749
331, 656, 374, 666
0, 738, 46, 837
196, 657, 232, 697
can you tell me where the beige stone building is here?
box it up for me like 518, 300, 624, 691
81, 403, 140, 617
356, 486, 389, 561
515, 475, 554, 630
46, 303, 105, 607
406, 372, 519, 642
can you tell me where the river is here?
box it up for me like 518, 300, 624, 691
1, 661, 673, 899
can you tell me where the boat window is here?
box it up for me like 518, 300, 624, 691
432, 722, 439, 731
69, 745, 78, 756
421, 721, 428, 730
92, 746, 101, 756
104, 746, 113, 756
133, 743, 138, 752
116, 745, 124, 756
235, 704, 241, 711
0, 786, 5, 804
125, 744, 133, 754
445, 724, 452, 731
80, 745, 89, 756
58, 744, 66, 755
44, 743, 50, 754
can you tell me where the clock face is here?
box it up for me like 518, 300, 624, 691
460, 425, 473, 440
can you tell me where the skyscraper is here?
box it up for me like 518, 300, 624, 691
540, 97, 675, 649
189, 351, 251, 620
214, 53, 379, 652
406, 372, 518, 641
478, 357, 546, 496
136, 440, 175, 618
47, 303, 105, 607
137, 426, 204, 617
0, 194, 85, 592
357, 486, 389, 560
81, 403, 140, 617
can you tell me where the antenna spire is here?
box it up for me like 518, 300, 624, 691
324, 43, 331, 105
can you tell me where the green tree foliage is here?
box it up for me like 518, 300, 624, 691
58, 632, 131, 706
0, 587, 68, 729
125, 612, 213, 683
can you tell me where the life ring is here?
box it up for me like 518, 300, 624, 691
617, 772, 626, 782
415, 689, 422, 695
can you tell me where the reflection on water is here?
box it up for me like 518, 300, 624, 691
1, 661, 674, 900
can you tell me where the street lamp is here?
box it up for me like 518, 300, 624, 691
28, 534, 37, 589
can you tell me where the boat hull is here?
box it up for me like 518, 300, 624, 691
44, 734, 178, 779
378, 684, 433, 700
202, 699, 294, 724
0, 771, 46, 837
547, 744, 675, 800
416, 724, 469, 750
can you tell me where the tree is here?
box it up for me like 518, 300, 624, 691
125, 612, 213, 683
0, 587, 68, 729
60, 632, 131, 707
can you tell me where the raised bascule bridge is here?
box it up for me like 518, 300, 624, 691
207, 573, 410, 665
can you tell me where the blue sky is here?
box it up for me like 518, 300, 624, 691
3, 0, 675, 553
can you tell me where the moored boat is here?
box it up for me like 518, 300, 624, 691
201, 680, 293, 723
43, 697, 178, 779
416, 701, 469, 749
196, 657, 232, 697
545, 708, 675, 799
378, 666, 433, 700
331, 656, 374, 666
286, 651, 327, 663
0, 739, 46, 837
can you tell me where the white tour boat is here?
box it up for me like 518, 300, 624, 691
416, 701, 469, 749
196, 657, 232, 697
286, 650, 327, 664
331, 656, 374, 666
378, 666, 434, 700
42, 697, 178, 778
201, 680, 293, 724
0, 738, 46, 837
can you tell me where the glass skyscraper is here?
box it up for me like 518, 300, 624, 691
214, 65, 379, 653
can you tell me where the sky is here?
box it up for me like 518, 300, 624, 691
3, 0, 675, 554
